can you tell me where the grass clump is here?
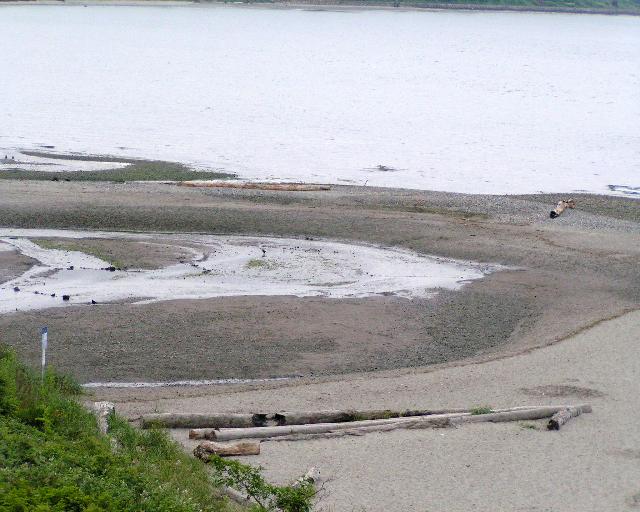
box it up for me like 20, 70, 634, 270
0, 345, 235, 512
31, 238, 125, 269
245, 259, 277, 270
0, 160, 235, 183
470, 406, 494, 415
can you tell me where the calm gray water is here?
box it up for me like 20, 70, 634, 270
1, 5, 638, 195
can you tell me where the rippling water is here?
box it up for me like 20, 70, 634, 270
1, 5, 638, 195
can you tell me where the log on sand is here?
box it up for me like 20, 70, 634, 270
193, 441, 260, 459
547, 406, 588, 430
550, 198, 576, 219
186, 408, 471, 437
92, 401, 115, 435
142, 412, 269, 429
204, 405, 592, 442
178, 181, 331, 192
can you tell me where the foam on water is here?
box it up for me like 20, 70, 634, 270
0, 229, 499, 313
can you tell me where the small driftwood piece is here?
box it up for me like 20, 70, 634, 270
550, 198, 576, 219
178, 181, 331, 192
193, 441, 260, 459
547, 406, 589, 430
142, 413, 268, 429
92, 401, 115, 435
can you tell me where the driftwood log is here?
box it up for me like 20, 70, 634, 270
200, 404, 592, 442
142, 413, 269, 429
92, 401, 115, 435
186, 405, 575, 440
547, 406, 588, 430
193, 441, 260, 459
176, 407, 474, 434
550, 198, 576, 219
178, 181, 331, 192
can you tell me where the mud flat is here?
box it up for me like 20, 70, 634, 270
0, 179, 638, 386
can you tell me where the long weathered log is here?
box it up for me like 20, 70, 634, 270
142, 413, 268, 429
178, 181, 331, 192
187, 405, 572, 439
186, 407, 484, 436
449, 404, 592, 427
212, 404, 592, 442
193, 441, 260, 459
206, 412, 476, 441
547, 406, 588, 430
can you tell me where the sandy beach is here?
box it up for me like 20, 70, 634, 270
1, 178, 638, 510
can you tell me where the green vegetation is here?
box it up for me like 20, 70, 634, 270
519, 422, 539, 430
0, 160, 234, 183
245, 259, 278, 270
31, 238, 126, 269
207, 456, 316, 512
0, 346, 317, 512
0, 346, 235, 512
470, 406, 494, 415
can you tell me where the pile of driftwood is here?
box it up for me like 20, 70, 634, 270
178, 181, 331, 192
139, 404, 592, 460
550, 198, 576, 218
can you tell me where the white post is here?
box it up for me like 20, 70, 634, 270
40, 326, 48, 382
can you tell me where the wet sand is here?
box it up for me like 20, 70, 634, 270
0, 180, 638, 385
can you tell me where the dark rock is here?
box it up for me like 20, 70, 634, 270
67, 265, 74, 270
62, 295, 70, 301
13, 287, 19, 292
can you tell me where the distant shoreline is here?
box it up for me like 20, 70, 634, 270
2, 0, 639, 16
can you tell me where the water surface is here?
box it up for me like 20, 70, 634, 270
1, 5, 638, 195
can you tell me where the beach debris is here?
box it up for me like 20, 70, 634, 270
103, 266, 117, 272
92, 401, 115, 435
179, 404, 593, 443
547, 406, 588, 430
178, 181, 331, 192
550, 198, 575, 219
146, 408, 466, 431
193, 441, 260, 459
67, 265, 74, 270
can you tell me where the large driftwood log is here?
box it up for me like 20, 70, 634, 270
142, 413, 268, 429
193, 441, 260, 459
187, 405, 573, 439
547, 406, 588, 430
207, 404, 592, 442
184, 407, 475, 435
178, 181, 331, 192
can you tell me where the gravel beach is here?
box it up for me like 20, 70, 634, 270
0, 180, 638, 384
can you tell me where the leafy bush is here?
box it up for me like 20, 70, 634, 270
0, 346, 234, 512
207, 455, 316, 512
